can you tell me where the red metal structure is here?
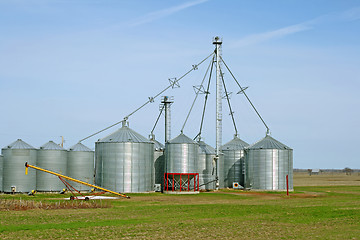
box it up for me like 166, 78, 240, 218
164, 173, 199, 192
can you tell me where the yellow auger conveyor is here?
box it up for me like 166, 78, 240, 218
25, 162, 130, 199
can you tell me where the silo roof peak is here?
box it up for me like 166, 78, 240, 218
69, 142, 93, 152
4, 139, 36, 150
168, 133, 197, 144
247, 135, 292, 150
40, 141, 65, 150
221, 136, 249, 150
98, 126, 151, 143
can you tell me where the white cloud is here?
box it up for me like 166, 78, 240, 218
340, 6, 360, 21
230, 23, 312, 48
129, 0, 209, 27
230, 6, 360, 48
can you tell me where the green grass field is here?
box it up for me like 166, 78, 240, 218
1, 173, 359, 239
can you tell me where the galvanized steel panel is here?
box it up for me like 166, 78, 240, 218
245, 147, 293, 191
37, 141, 67, 191
67, 143, 94, 191
154, 150, 164, 185
2, 140, 37, 193
221, 137, 249, 188
217, 153, 225, 188
152, 138, 165, 187
198, 141, 216, 190
96, 141, 154, 193
95, 143, 103, 186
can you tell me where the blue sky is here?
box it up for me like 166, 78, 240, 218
0, 0, 359, 169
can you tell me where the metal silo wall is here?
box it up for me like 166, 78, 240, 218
0, 155, 3, 192
96, 142, 154, 193
245, 149, 293, 190
67, 151, 94, 191
154, 151, 164, 185
2, 149, 37, 192
198, 151, 216, 190
36, 149, 68, 191
165, 142, 198, 173
222, 149, 245, 188
217, 154, 225, 188
95, 143, 103, 186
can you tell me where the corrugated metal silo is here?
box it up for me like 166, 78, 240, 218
0, 155, 3, 192
221, 136, 249, 188
216, 153, 225, 188
2, 139, 37, 193
37, 141, 68, 191
67, 143, 94, 191
151, 139, 165, 186
198, 140, 216, 190
244, 135, 293, 191
165, 133, 198, 174
95, 125, 154, 193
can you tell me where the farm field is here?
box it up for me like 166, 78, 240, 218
0, 173, 359, 239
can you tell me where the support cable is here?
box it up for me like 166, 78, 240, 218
194, 56, 215, 140
79, 52, 215, 143
220, 56, 270, 135
150, 104, 165, 139
124, 52, 214, 121
181, 55, 214, 133
220, 68, 238, 137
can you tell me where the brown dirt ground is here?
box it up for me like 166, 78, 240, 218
293, 172, 360, 186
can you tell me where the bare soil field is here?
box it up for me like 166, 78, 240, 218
294, 172, 360, 186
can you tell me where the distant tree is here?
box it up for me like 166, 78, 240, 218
308, 169, 312, 176
344, 167, 352, 175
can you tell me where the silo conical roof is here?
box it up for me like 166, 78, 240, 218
40, 141, 65, 150
168, 133, 197, 144
151, 139, 165, 150
98, 126, 151, 143
221, 136, 249, 150
69, 142, 93, 152
248, 135, 292, 150
4, 139, 36, 150
198, 141, 216, 154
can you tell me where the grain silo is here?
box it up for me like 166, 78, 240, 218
164, 133, 199, 191
244, 135, 293, 191
2, 139, 37, 193
67, 143, 94, 191
37, 141, 68, 192
151, 138, 165, 187
95, 124, 154, 193
198, 140, 216, 190
0, 155, 4, 192
221, 136, 249, 188
165, 133, 198, 174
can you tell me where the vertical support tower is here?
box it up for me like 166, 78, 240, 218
213, 36, 223, 188
162, 96, 174, 143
